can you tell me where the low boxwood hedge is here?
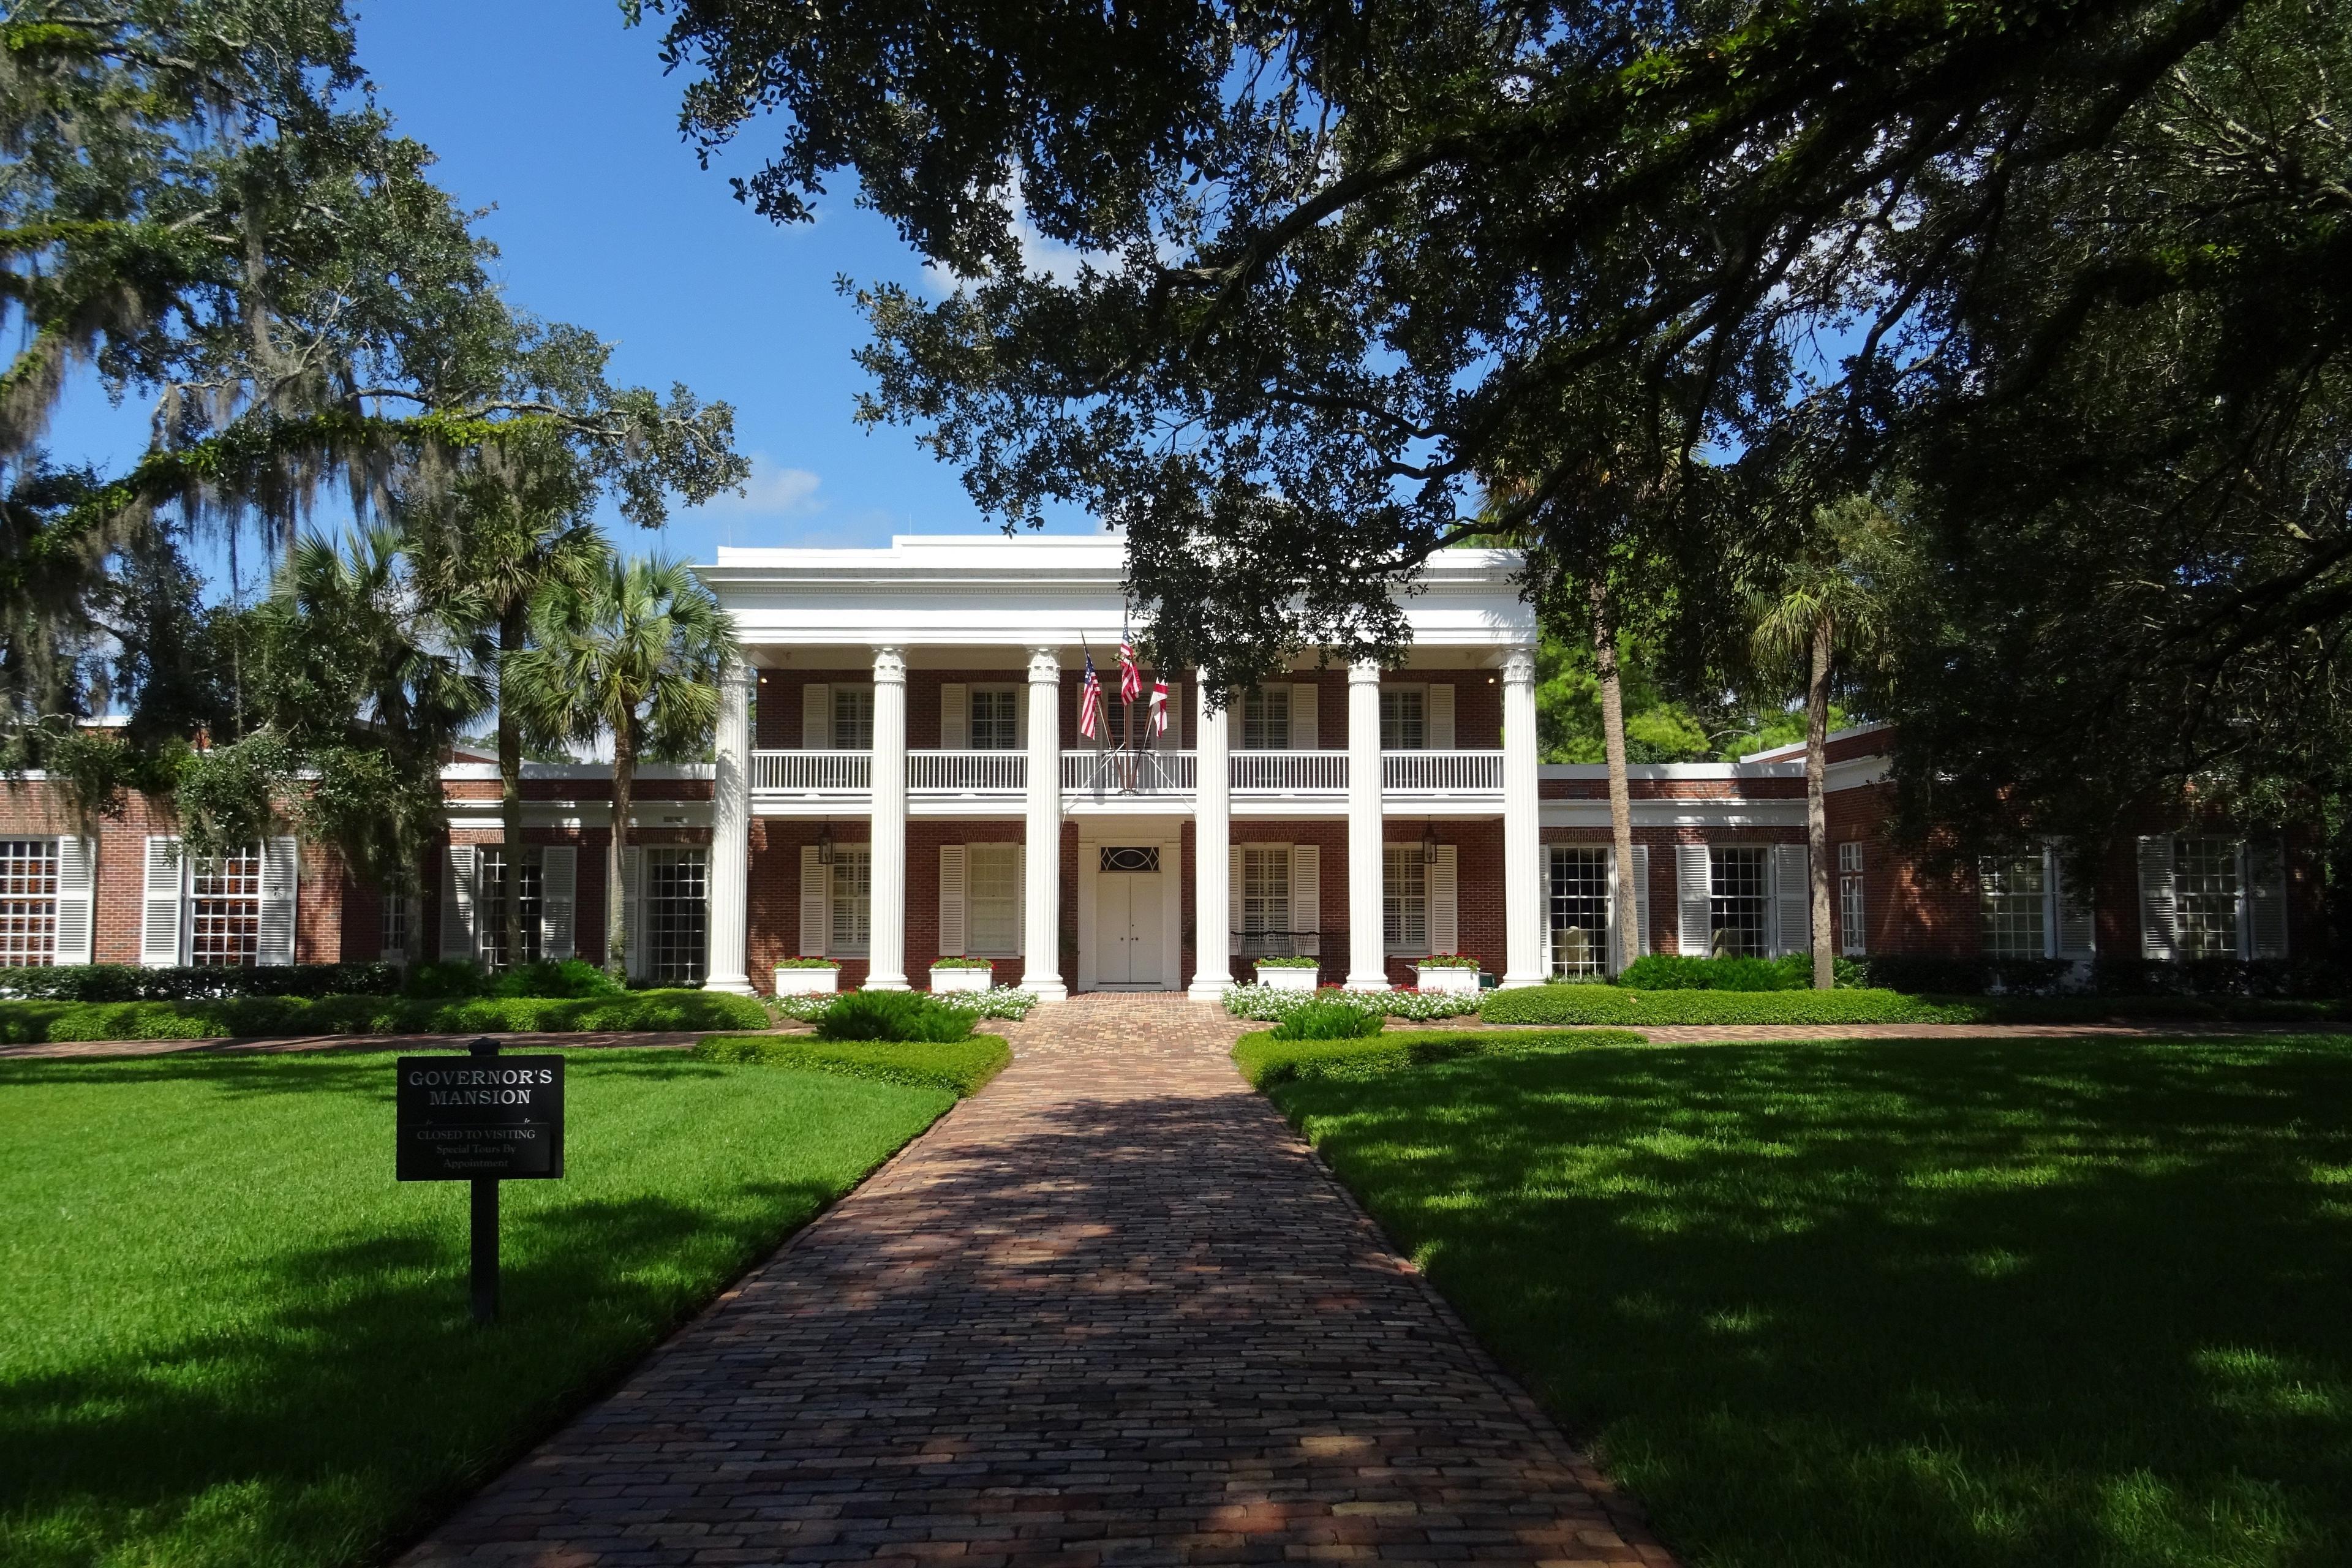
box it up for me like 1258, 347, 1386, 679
1233, 1027, 1643, 1088
695, 1034, 1012, 1097
1473, 984, 2351, 1027
0, 988, 769, 1046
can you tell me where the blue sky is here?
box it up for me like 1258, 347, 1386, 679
40, 0, 1087, 570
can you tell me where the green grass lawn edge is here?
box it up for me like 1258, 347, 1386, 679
1234, 1027, 1642, 1087
0, 988, 771, 1044
693, 1033, 1012, 1097
1474, 984, 2352, 1027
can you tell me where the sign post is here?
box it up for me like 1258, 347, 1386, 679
396, 1038, 564, 1325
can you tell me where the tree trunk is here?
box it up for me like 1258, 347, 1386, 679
498, 602, 526, 971
607, 725, 636, 982
1593, 579, 1640, 975
1807, 609, 1835, 989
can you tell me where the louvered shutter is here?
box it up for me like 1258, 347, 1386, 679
619, 846, 645, 979
1605, 845, 1651, 970
540, 845, 576, 960
2247, 839, 2288, 960
2136, 836, 2178, 960
441, 845, 477, 960
1289, 685, 1317, 750
1229, 845, 1244, 956
1014, 843, 1027, 957
141, 835, 183, 967
1430, 843, 1458, 954
938, 843, 967, 956
802, 683, 831, 748
1676, 844, 1711, 957
799, 844, 829, 957
53, 836, 94, 966
1773, 845, 1810, 959
1291, 843, 1321, 955
2050, 846, 2097, 958
940, 684, 968, 748
256, 836, 298, 965
1428, 683, 1455, 749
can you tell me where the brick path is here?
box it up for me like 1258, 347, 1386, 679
399, 993, 1675, 1567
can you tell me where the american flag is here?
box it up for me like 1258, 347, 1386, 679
1078, 654, 1104, 741
1147, 676, 1170, 735
1117, 638, 1142, 703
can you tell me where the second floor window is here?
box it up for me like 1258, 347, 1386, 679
1380, 687, 1426, 750
833, 686, 875, 749
1708, 847, 1771, 957
969, 686, 1020, 749
1241, 687, 1290, 750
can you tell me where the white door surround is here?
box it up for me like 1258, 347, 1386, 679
1076, 819, 1185, 992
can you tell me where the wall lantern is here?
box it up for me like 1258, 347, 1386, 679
816, 820, 836, 867
1422, 820, 1441, 865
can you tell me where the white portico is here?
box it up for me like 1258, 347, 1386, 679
692, 535, 1540, 997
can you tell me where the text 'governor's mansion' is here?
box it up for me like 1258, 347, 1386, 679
1, 534, 2314, 986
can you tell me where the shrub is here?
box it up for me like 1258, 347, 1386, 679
773, 957, 839, 969
929, 957, 993, 969
0, 962, 404, 1003
1476, 986, 1977, 1026
1221, 984, 1476, 1023
770, 986, 1036, 1024
1414, 954, 1482, 969
401, 959, 490, 997
490, 959, 627, 999
1616, 954, 1808, 991
1254, 955, 1320, 968
812, 989, 975, 1043
696, 1034, 1011, 1096
1269, 998, 1387, 1041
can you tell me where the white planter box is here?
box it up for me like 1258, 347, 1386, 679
1415, 965, 1482, 995
929, 965, 993, 993
1256, 964, 1322, 991
775, 965, 839, 995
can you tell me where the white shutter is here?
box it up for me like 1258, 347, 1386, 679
1676, 844, 1711, 957
1168, 681, 1185, 748
1291, 843, 1321, 955
2246, 839, 2288, 960
256, 836, 298, 966
1289, 684, 1317, 750
1773, 844, 1810, 959
53, 836, 94, 966
441, 844, 477, 960
1014, 685, 1030, 750
1430, 843, 1458, 955
540, 845, 576, 961
1014, 843, 1026, 957
1229, 845, 1244, 957
619, 846, 645, 979
938, 843, 967, 956
1605, 845, 1651, 970
2050, 846, 2097, 958
940, 684, 968, 749
2137, 835, 2178, 960
799, 844, 829, 957
1428, 683, 1455, 749
141, 835, 183, 967
802, 683, 832, 748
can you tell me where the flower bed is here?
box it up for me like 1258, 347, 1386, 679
1221, 983, 1478, 1023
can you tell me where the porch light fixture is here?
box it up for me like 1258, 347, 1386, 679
816, 820, 835, 867
1422, 820, 1441, 865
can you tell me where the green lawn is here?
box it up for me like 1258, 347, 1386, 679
0, 1047, 957, 1568
1254, 1031, 2352, 1568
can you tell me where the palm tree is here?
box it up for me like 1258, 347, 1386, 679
1587, 575, 1642, 976
508, 555, 739, 981
1749, 497, 1896, 988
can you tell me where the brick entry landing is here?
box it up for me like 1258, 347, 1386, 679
401, 993, 1672, 1567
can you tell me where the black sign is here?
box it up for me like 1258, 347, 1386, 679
396, 1054, 565, 1181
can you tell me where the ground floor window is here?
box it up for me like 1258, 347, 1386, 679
1838, 842, 1866, 956
1980, 853, 2048, 959
966, 843, 1022, 956
1709, 847, 1771, 957
1550, 847, 1610, 976
830, 845, 872, 956
190, 847, 263, 967
0, 839, 57, 967
2173, 835, 2241, 958
644, 848, 707, 984
477, 848, 543, 971
1383, 845, 1428, 953
381, 889, 411, 960
1240, 846, 1293, 956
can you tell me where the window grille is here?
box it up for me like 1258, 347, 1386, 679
1979, 853, 2048, 959
381, 889, 410, 960
966, 843, 1022, 955
644, 848, 708, 984
1098, 846, 1159, 872
189, 847, 263, 967
1379, 687, 1426, 751
1550, 847, 1610, 976
969, 687, 1020, 750
1708, 847, 1771, 957
1383, 844, 1428, 952
477, 848, 543, 971
832, 686, 875, 749
830, 846, 873, 955
2173, 836, 2241, 958
1837, 842, 1866, 956
0, 839, 58, 967
1241, 687, 1291, 750
1240, 846, 1292, 954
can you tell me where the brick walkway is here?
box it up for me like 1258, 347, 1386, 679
399, 992, 1674, 1567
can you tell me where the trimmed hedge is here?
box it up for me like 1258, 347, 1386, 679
1234, 1028, 1643, 1088
0, 962, 405, 1002
0, 988, 769, 1046
1474, 984, 2352, 1027
695, 1034, 1012, 1097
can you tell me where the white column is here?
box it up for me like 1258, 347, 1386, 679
1188, 673, 1232, 1000
1020, 646, 1068, 1001
1499, 643, 1546, 988
704, 662, 755, 994
867, 646, 910, 989
1345, 657, 1388, 990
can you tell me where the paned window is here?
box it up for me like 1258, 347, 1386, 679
1241, 687, 1291, 750
832, 686, 875, 749
1550, 847, 1610, 976
2174, 836, 2241, 958
381, 889, 411, 960
0, 839, 58, 967
1383, 845, 1429, 953
1980, 853, 2048, 959
1380, 687, 1426, 750
967, 843, 1022, 955
969, 687, 1020, 750
1838, 842, 1866, 956
189, 847, 263, 967
830, 846, 873, 955
1708, 847, 1771, 957
477, 848, 543, 971
1240, 846, 1292, 954
644, 848, 708, 985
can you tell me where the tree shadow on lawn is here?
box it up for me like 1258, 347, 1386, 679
1273, 1036, 2352, 1568
0, 1178, 841, 1568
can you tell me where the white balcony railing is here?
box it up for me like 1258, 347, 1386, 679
1229, 749, 1349, 794
1384, 749, 1506, 794
752, 750, 872, 794
908, 750, 1027, 794
1061, 748, 1198, 797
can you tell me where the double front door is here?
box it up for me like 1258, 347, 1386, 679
1096, 865, 1165, 987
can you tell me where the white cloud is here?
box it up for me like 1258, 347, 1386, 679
692, 454, 823, 517
922, 172, 1108, 295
